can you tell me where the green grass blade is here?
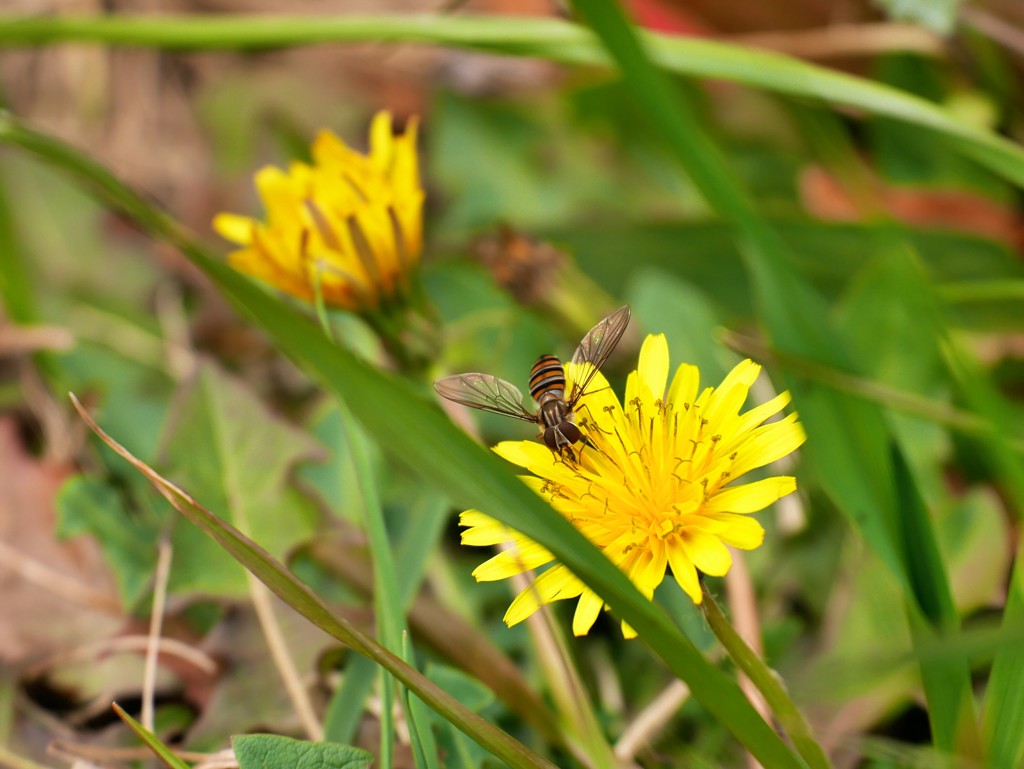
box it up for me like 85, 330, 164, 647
940, 338, 1024, 765
893, 447, 979, 756
112, 703, 192, 769
401, 634, 442, 769
0, 158, 61, 384
324, 654, 377, 745
0, 170, 36, 323
701, 588, 830, 769
395, 492, 450, 609
333, 397, 401, 769
2, 15, 1024, 190
4, 116, 805, 769
984, 544, 1024, 768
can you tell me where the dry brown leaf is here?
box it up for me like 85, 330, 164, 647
0, 416, 123, 665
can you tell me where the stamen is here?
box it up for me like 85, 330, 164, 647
304, 199, 343, 251
388, 206, 410, 274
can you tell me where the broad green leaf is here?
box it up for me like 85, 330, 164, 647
60, 338, 173, 463
56, 475, 160, 608
233, 734, 373, 769
159, 362, 321, 596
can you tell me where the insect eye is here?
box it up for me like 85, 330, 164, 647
560, 422, 581, 445
543, 427, 560, 451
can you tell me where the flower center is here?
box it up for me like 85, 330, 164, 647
555, 397, 737, 553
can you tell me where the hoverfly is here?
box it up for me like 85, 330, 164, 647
434, 306, 631, 458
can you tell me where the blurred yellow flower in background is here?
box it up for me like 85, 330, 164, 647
214, 111, 423, 313
461, 335, 806, 637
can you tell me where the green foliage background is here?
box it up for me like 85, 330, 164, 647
1, 4, 1023, 769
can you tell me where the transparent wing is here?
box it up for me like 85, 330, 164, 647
434, 373, 538, 423
568, 305, 631, 406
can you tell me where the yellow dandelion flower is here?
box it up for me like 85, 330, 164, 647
213, 111, 424, 313
461, 334, 806, 638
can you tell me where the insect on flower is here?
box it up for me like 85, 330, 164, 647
434, 306, 631, 459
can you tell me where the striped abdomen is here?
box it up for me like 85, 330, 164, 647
529, 354, 566, 404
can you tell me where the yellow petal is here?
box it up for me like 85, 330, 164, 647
703, 359, 760, 429
312, 129, 363, 171
492, 440, 580, 483
254, 165, 304, 223
703, 476, 797, 514
734, 391, 791, 435
667, 543, 702, 603
729, 415, 806, 477
572, 589, 604, 636
626, 544, 667, 600
637, 334, 669, 404
472, 543, 554, 580
213, 213, 256, 245
504, 565, 584, 626
391, 115, 421, 194
460, 510, 517, 546
683, 531, 732, 576
229, 249, 311, 302
493, 440, 549, 468
567, 367, 621, 425
702, 514, 765, 550
624, 370, 640, 412
369, 110, 395, 171
667, 363, 700, 408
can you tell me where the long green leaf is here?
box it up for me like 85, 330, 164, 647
4, 117, 803, 768
2, 15, 1024, 190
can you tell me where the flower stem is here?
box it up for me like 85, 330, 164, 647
701, 583, 832, 769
